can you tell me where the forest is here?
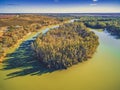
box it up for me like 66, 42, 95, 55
1, 15, 120, 63
0, 14, 65, 61
78, 16, 120, 38
31, 22, 99, 69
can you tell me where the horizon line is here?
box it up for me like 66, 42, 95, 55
0, 12, 120, 14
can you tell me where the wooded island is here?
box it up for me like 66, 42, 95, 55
31, 22, 99, 69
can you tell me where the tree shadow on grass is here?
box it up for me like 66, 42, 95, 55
1, 40, 55, 79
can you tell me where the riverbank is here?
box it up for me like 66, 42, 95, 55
32, 22, 99, 69
0, 28, 120, 90
0, 19, 71, 63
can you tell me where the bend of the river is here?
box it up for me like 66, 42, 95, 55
0, 20, 120, 90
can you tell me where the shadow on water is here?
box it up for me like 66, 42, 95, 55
1, 40, 55, 79
104, 29, 120, 39
110, 33, 120, 39
1, 26, 62, 79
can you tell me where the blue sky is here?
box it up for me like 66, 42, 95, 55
0, 0, 120, 13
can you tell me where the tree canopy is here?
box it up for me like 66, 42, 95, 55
31, 22, 99, 69
78, 16, 120, 38
0, 15, 64, 60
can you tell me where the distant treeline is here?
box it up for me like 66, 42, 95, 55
0, 14, 64, 27
78, 16, 120, 38
31, 22, 99, 69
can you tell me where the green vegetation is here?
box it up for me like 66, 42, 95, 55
0, 45, 4, 57
85, 22, 106, 29
31, 22, 99, 69
78, 16, 120, 38
0, 14, 64, 61
0, 14, 62, 27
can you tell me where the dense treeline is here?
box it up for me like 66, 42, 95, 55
78, 16, 120, 38
0, 14, 64, 61
85, 21, 106, 29
31, 22, 99, 69
106, 24, 120, 37
0, 14, 63, 27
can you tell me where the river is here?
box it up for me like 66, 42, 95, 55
0, 21, 120, 90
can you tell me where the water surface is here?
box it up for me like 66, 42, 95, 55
0, 27, 120, 90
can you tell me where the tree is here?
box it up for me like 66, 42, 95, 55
31, 22, 99, 69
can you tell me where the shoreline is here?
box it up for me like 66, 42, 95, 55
0, 20, 70, 63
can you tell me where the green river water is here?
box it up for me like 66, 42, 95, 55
0, 25, 120, 90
